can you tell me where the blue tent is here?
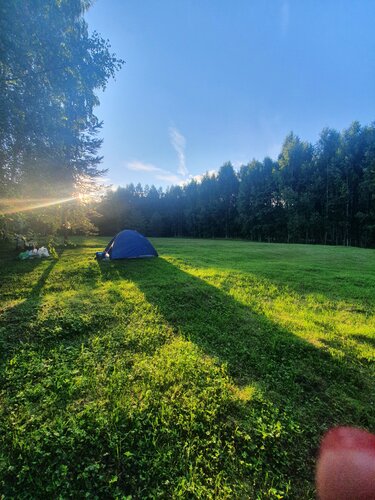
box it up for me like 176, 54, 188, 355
97, 230, 158, 260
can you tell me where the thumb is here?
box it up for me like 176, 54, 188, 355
316, 427, 375, 500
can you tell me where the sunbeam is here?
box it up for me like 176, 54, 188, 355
0, 197, 76, 215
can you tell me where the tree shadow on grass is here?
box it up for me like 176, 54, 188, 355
0, 258, 61, 358
320, 337, 375, 367
99, 257, 374, 449
352, 334, 375, 349
0, 257, 56, 301
0, 252, 111, 359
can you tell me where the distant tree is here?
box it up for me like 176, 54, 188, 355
278, 133, 313, 242
360, 123, 375, 246
238, 158, 282, 241
198, 172, 219, 238
238, 160, 263, 239
216, 163, 239, 238
338, 122, 368, 246
313, 128, 341, 244
148, 212, 164, 236
184, 180, 200, 237
164, 185, 185, 236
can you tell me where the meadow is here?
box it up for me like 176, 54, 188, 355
0, 238, 374, 498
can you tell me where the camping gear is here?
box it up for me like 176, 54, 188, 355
17, 246, 50, 260
95, 251, 110, 261
97, 230, 158, 260
37, 247, 49, 257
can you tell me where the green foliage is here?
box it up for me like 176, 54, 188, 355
0, 0, 123, 194
0, 238, 373, 497
47, 238, 59, 259
0, 0, 123, 235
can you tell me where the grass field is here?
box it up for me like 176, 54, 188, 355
0, 238, 374, 498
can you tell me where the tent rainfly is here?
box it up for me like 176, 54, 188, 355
96, 230, 158, 260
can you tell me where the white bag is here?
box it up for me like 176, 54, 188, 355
37, 247, 50, 258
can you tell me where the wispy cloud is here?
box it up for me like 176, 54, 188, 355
127, 161, 162, 173
126, 127, 189, 186
127, 161, 182, 185
169, 126, 188, 177
281, 1, 290, 37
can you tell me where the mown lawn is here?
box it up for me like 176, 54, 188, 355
0, 238, 374, 498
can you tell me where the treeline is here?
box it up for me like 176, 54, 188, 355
96, 120, 375, 247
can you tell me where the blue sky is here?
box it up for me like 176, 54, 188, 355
86, 0, 375, 189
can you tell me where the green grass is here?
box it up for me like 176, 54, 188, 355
0, 238, 374, 498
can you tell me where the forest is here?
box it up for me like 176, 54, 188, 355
95, 121, 375, 247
